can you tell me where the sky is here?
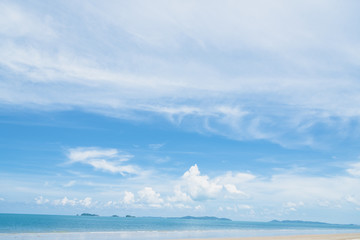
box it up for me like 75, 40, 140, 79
1, 0, 360, 224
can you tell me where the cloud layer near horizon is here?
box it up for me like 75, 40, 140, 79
1, 0, 360, 147
25, 146, 360, 220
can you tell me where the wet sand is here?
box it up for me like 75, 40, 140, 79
177, 233, 360, 240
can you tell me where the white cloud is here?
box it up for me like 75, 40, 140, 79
224, 184, 246, 195
347, 162, 360, 177
53, 197, 76, 206
180, 164, 223, 201
216, 172, 256, 184
63, 180, 76, 187
0, 2, 56, 39
148, 143, 165, 150
194, 205, 203, 210
346, 196, 360, 206
123, 191, 135, 205
283, 201, 304, 211
237, 204, 252, 210
285, 202, 297, 208
35, 196, 49, 205
137, 187, 164, 207
167, 187, 192, 203
67, 147, 138, 176
177, 165, 251, 201
105, 201, 116, 207
79, 197, 92, 207
1, 1, 360, 147
0, 197, 4, 201
16, 162, 360, 220
52, 196, 92, 207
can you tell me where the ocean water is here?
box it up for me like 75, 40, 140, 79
0, 214, 359, 240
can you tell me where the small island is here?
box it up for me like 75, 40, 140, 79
112, 215, 119, 217
80, 213, 98, 217
126, 215, 135, 218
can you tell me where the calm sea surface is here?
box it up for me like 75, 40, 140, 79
0, 214, 359, 240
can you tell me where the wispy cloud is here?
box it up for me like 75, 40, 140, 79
66, 147, 139, 176
347, 162, 360, 177
1, 1, 360, 147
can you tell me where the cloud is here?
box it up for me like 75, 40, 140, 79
20, 162, 360, 220
79, 197, 92, 207
53, 197, 76, 206
216, 171, 256, 185
35, 196, 49, 204
0, 1, 56, 39
53, 196, 92, 207
167, 187, 192, 203
63, 180, 76, 187
137, 187, 164, 208
237, 204, 252, 210
283, 201, 304, 211
224, 184, 246, 195
346, 196, 360, 206
347, 162, 360, 177
1, 1, 360, 147
67, 147, 138, 175
177, 165, 252, 201
180, 164, 223, 201
148, 143, 165, 150
123, 191, 135, 205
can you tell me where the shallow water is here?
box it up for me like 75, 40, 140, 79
0, 214, 359, 240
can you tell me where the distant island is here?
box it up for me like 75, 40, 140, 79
126, 215, 135, 218
269, 220, 358, 227
112, 215, 119, 217
80, 213, 98, 217
180, 216, 232, 221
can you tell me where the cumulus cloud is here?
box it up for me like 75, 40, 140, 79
53, 196, 92, 207
67, 147, 138, 175
167, 187, 192, 203
79, 197, 92, 207
35, 196, 49, 204
177, 164, 251, 201
53, 197, 76, 206
180, 164, 223, 201
123, 191, 135, 204
23, 162, 360, 219
137, 187, 164, 208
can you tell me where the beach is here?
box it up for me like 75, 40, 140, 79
1, 214, 360, 240
177, 233, 360, 240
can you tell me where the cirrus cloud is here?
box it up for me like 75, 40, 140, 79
66, 147, 139, 176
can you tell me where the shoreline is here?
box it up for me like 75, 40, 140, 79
177, 232, 360, 240
0, 231, 360, 240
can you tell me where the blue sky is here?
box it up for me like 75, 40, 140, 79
1, 0, 360, 223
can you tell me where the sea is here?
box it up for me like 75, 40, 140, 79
0, 213, 360, 240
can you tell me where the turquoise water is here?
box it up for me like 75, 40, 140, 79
0, 214, 359, 239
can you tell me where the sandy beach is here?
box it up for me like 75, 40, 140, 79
177, 233, 360, 240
